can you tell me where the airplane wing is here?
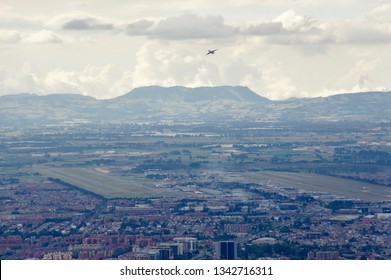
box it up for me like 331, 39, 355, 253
206, 49, 218, 55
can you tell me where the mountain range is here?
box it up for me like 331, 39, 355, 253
1, 86, 391, 125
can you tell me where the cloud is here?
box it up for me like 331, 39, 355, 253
4, 64, 118, 98
0, 30, 21, 43
126, 14, 238, 40
245, 8, 391, 45
124, 11, 336, 45
125, 20, 154, 35
261, 66, 301, 100
42, 65, 114, 98
0, 29, 66, 44
335, 5, 391, 44
335, 59, 380, 92
247, 10, 335, 45
274, 10, 315, 32
130, 41, 223, 88
335, 22, 391, 44
46, 13, 117, 31
154, 14, 237, 39
135, 7, 391, 45
128, 40, 307, 100
2, 4, 391, 100
0, 10, 44, 30
62, 18, 114, 30
22, 30, 63, 44
368, 4, 391, 23
246, 22, 283, 35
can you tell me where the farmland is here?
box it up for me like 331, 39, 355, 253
32, 166, 183, 199
245, 171, 391, 202
2, 120, 391, 201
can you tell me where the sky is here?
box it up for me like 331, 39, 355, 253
1, 0, 391, 100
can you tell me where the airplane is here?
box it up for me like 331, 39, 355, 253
206, 49, 218, 55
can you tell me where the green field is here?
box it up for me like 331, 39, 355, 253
246, 171, 391, 202
32, 166, 184, 199
34, 167, 391, 202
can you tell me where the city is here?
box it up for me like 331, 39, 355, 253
1, 121, 390, 260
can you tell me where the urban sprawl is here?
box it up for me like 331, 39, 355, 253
1, 121, 390, 260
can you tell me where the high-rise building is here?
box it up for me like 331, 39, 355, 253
158, 247, 172, 260
216, 241, 237, 260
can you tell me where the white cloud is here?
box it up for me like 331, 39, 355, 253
239, 59, 308, 100
3, 64, 121, 98
131, 41, 202, 87
246, 22, 283, 35
4, 63, 42, 94
22, 30, 63, 44
273, 10, 314, 32
128, 39, 309, 100
261, 67, 300, 100
43, 65, 117, 98
0, 30, 21, 43
121, 40, 236, 90
0, 10, 44, 30
245, 7, 391, 45
126, 14, 238, 40
2, 2, 391, 100
246, 10, 336, 46
335, 22, 391, 44
368, 4, 391, 23
124, 11, 336, 45
334, 5, 391, 44
335, 59, 380, 92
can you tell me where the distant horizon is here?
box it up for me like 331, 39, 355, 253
2, 84, 390, 101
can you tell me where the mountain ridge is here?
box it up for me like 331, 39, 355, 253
3, 86, 390, 103
116, 85, 269, 103
1, 86, 391, 125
